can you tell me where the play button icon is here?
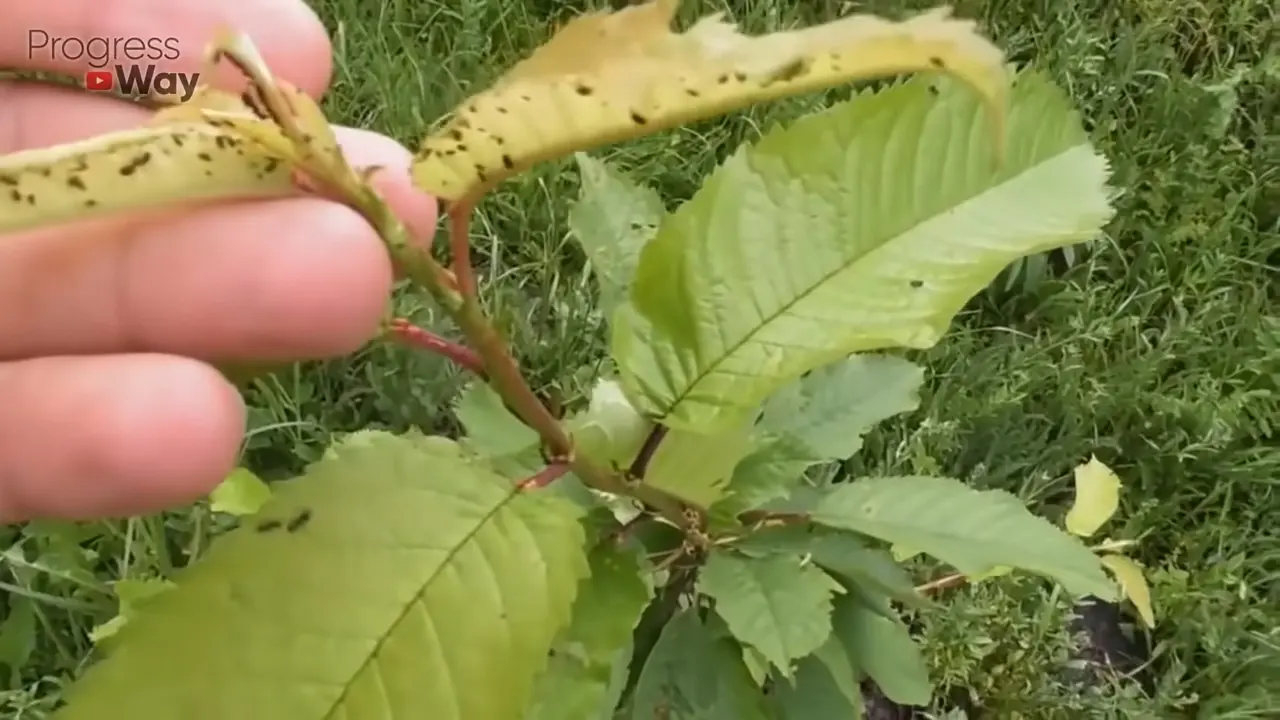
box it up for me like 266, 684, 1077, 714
84, 70, 114, 92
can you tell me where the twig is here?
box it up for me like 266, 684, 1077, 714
345, 186, 462, 314
447, 203, 478, 299
201, 41, 690, 529
441, 203, 692, 529
517, 462, 571, 491
915, 572, 968, 595
387, 318, 486, 376
627, 426, 669, 479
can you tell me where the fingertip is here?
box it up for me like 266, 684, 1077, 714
251, 200, 396, 355
274, 1, 335, 99
0, 355, 245, 522
333, 126, 412, 167
104, 357, 246, 503
366, 167, 441, 244
333, 126, 441, 249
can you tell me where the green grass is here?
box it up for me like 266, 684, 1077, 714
2, 0, 1277, 716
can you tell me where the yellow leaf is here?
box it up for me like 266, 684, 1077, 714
156, 30, 350, 186
1, 40, 312, 236
412, 2, 1009, 202
220, 29, 352, 177
150, 86, 262, 122
1100, 554, 1156, 628
1064, 455, 1121, 537
149, 87, 299, 166
0, 122, 295, 235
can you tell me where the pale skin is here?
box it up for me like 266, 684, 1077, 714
0, 0, 439, 522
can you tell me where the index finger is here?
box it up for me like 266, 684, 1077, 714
0, 0, 333, 99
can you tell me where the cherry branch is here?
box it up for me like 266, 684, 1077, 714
517, 462, 571, 491
387, 318, 486, 376
182, 36, 693, 530
627, 426, 669, 480
446, 203, 479, 298
438, 204, 691, 528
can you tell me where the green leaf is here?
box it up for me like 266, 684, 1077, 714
571, 379, 655, 468
559, 543, 653, 659
697, 550, 843, 678
612, 71, 1114, 432
644, 422, 755, 508
208, 467, 272, 516
714, 440, 815, 517
527, 654, 611, 719
455, 381, 541, 461
594, 644, 635, 720
88, 578, 177, 647
830, 592, 932, 706
757, 354, 924, 461
758, 483, 829, 515
569, 154, 666, 312
715, 354, 924, 515
456, 378, 655, 481
55, 432, 589, 720
740, 644, 771, 686
812, 476, 1117, 599
452, 381, 640, 517
322, 427, 405, 457
729, 526, 927, 614
525, 541, 653, 720
1065, 455, 1122, 538
729, 524, 821, 557
626, 608, 769, 720
807, 532, 930, 611
770, 637, 863, 719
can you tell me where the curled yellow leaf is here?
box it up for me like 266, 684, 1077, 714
1100, 553, 1156, 628
1064, 455, 1121, 537
152, 43, 348, 184
0, 123, 295, 235
412, 2, 1009, 202
150, 85, 263, 122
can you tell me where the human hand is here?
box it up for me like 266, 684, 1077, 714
0, 0, 438, 523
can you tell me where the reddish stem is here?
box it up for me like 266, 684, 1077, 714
388, 318, 485, 376
447, 204, 477, 299
517, 462, 571, 491
627, 426, 668, 480
436, 202, 691, 527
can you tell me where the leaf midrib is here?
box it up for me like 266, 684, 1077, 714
835, 518, 1104, 592
655, 142, 1083, 424
321, 484, 521, 719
